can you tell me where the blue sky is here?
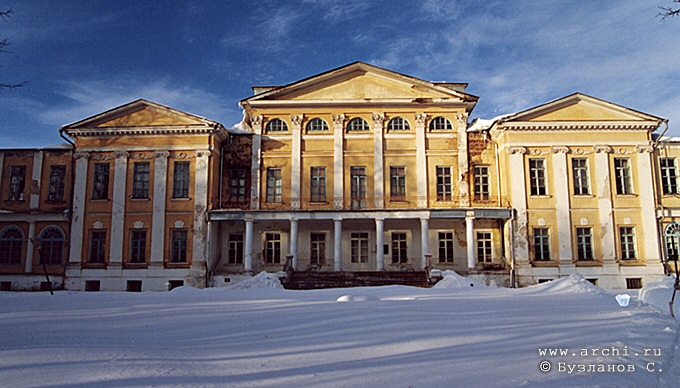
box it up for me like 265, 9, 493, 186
1, 0, 680, 148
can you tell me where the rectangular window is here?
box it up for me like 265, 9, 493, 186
228, 169, 247, 203
436, 166, 452, 201
172, 161, 190, 199
473, 166, 489, 201
132, 162, 150, 199
572, 158, 590, 195
529, 159, 546, 196
92, 163, 110, 200
438, 232, 455, 263
228, 234, 244, 264
476, 232, 492, 263
391, 232, 407, 264
47, 165, 66, 202
310, 167, 326, 202
264, 233, 281, 264
533, 227, 550, 261
171, 229, 188, 262
350, 166, 366, 209
88, 230, 106, 263
614, 158, 632, 195
129, 230, 147, 263
8, 165, 26, 201
576, 227, 593, 261
626, 278, 642, 289
661, 158, 678, 195
310, 232, 326, 265
265, 168, 282, 203
619, 226, 636, 260
390, 166, 406, 200
350, 232, 369, 263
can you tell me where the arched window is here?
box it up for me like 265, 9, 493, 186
306, 118, 329, 132
665, 222, 680, 262
429, 116, 453, 131
0, 226, 24, 264
265, 118, 288, 133
387, 117, 410, 131
346, 117, 370, 132
39, 227, 65, 265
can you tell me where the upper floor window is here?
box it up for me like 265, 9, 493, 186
0, 226, 23, 264
265, 168, 282, 203
47, 165, 66, 202
346, 117, 369, 132
92, 163, 110, 200
172, 161, 190, 199
473, 166, 489, 201
661, 158, 679, 195
572, 158, 590, 195
310, 166, 326, 202
529, 159, 546, 196
429, 116, 452, 131
614, 158, 632, 195
576, 227, 593, 261
39, 227, 65, 265
619, 226, 636, 260
229, 169, 247, 203
387, 117, 410, 131
8, 165, 26, 201
132, 162, 150, 199
350, 166, 367, 209
436, 166, 452, 201
306, 118, 329, 132
265, 118, 288, 133
390, 166, 406, 200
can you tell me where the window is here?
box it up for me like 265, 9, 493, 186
661, 158, 678, 195
429, 116, 452, 130
533, 228, 550, 261
132, 162, 150, 199
346, 117, 369, 131
473, 166, 489, 201
529, 159, 546, 196
576, 227, 593, 261
350, 232, 369, 263
438, 232, 455, 263
89, 230, 106, 263
0, 226, 23, 264
85, 280, 100, 292
228, 234, 244, 264
614, 158, 632, 195
310, 167, 326, 202
129, 230, 147, 263
39, 227, 64, 265
306, 118, 329, 132
387, 117, 410, 131
626, 278, 642, 290
127, 280, 142, 292
476, 232, 492, 263
572, 158, 590, 195
435, 166, 452, 201
350, 166, 366, 209
172, 161, 190, 199
8, 165, 26, 201
310, 233, 326, 265
47, 165, 66, 202
171, 229, 188, 262
92, 163, 110, 200
391, 232, 408, 264
390, 166, 406, 200
665, 222, 680, 262
264, 233, 281, 264
619, 226, 636, 260
265, 168, 282, 203
266, 118, 288, 132
229, 169, 247, 203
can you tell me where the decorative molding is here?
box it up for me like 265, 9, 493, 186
91, 153, 113, 161
73, 152, 91, 160
614, 147, 633, 155
508, 146, 527, 155
414, 113, 428, 125
170, 152, 191, 159
133, 220, 144, 229
154, 150, 170, 159
594, 145, 612, 154
290, 114, 304, 126
371, 112, 386, 125
93, 221, 104, 229
130, 152, 150, 160
174, 220, 185, 228
551, 146, 570, 154
571, 147, 591, 155
528, 148, 548, 156
624, 217, 632, 225
456, 113, 467, 124
537, 218, 546, 226
114, 151, 129, 159
195, 150, 211, 158
251, 115, 264, 126
636, 145, 654, 154
580, 218, 589, 226
332, 114, 346, 126
503, 122, 659, 131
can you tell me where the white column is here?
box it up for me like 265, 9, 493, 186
25, 221, 35, 273
244, 216, 253, 272
30, 151, 44, 209
420, 217, 430, 269
192, 151, 210, 265
250, 115, 263, 210
69, 152, 90, 264
637, 145, 661, 262
551, 146, 573, 263
466, 211, 476, 269
333, 114, 345, 209
509, 147, 528, 263
415, 113, 428, 208
334, 218, 342, 271
594, 146, 615, 262
457, 113, 470, 207
109, 151, 128, 265
291, 115, 303, 209
373, 113, 385, 208
289, 218, 298, 270
150, 151, 169, 264
375, 218, 385, 270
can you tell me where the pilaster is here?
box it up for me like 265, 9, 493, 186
420, 217, 430, 269
465, 211, 476, 269
375, 217, 385, 270
333, 114, 345, 209
250, 115, 263, 210
551, 146, 573, 264
457, 113, 470, 207
637, 145, 661, 263
30, 151, 44, 209
192, 151, 210, 265
373, 113, 385, 208
69, 152, 90, 264
291, 115, 303, 209
594, 145, 615, 263
509, 146, 528, 263
289, 218, 298, 270
244, 216, 254, 272
25, 221, 35, 273
109, 151, 128, 265
150, 150, 169, 263
415, 113, 428, 208
334, 218, 342, 271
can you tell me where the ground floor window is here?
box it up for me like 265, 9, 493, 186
438, 232, 455, 263
576, 227, 593, 261
619, 226, 636, 260
89, 230, 106, 263
129, 230, 147, 263
171, 229, 188, 262
533, 227, 550, 261
39, 227, 65, 265
310, 232, 326, 265
391, 232, 407, 264
0, 226, 23, 264
351, 232, 369, 263
228, 234, 244, 264
476, 232, 492, 263
264, 233, 281, 264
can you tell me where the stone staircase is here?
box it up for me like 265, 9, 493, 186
283, 270, 431, 290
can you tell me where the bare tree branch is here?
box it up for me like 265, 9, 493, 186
0, 6, 24, 91
659, 0, 680, 20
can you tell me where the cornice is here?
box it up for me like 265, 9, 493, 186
500, 121, 659, 131
66, 125, 220, 137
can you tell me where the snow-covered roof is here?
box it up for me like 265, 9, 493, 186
467, 113, 515, 132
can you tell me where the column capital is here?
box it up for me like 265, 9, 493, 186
456, 112, 468, 124
290, 114, 304, 126
465, 210, 476, 219
551, 146, 570, 154
251, 115, 264, 126
194, 150, 211, 159
372, 112, 386, 125
154, 150, 170, 159
414, 113, 428, 125
114, 150, 129, 159
74, 152, 91, 160
594, 145, 612, 154
332, 114, 346, 126
636, 145, 654, 153
508, 146, 527, 155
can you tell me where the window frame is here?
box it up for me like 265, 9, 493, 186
310, 232, 326, 265
387, 117, 410, 131
129, 229, 147, 263
619, 226, 636, 260
265, 118, 288, 133
660, 158, 678, 195
429, 116, 453, 131
310, 166, 327, 203
171, 229, 188, 263
438, 231, 455, 263
88, 230, 107, 263
228, 168, 248, 203
476, 231, 493, 263
350, 232, 369, 263
391, 232, 408, 264
39, 227, 65, 265
8, 165, 26, 201
172, 161, 191, 199
346, 117, 370, 132
228, 234, 244, 264
47, 165, 66, 202
92, 162, 110, 200
132, 162, 151, 199
473, 165, 490, 201
390, 166, 406, 201
533, 227, 550, 261
264, 233, 281, 264
572, 158, 590, 195
350, 166, 367, 208
265, 167, 283, 203
614, 157, 633, 195
0, 226, 24, 264
576, 227, 594, 261
436, 166, 452, 201
306, 118, 329, 132
529, 158, 547, 196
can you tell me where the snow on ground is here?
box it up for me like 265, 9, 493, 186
1, 274, 679, 387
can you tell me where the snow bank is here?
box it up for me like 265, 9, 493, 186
525, 274, 605, 295
432, 270, 485, 289
639, 275, 676, 313
336, 294, 381, 302
227, 271, 284, 290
